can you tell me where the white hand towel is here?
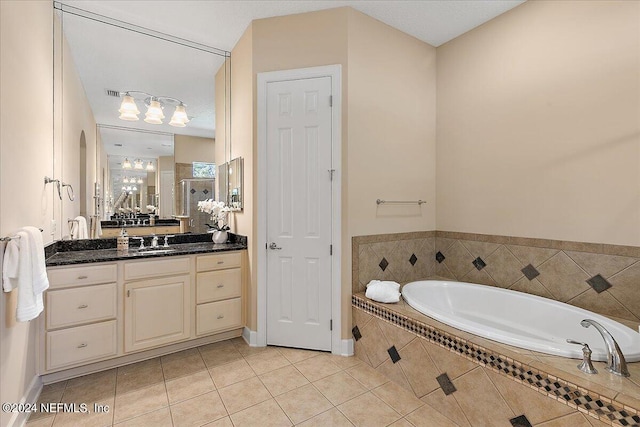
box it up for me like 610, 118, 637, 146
3, 230, 44, 321
2, 239, 20, 292
90, 216, 103, 238
74, 216, 88, 239
23, 226, 49, 295
365, 280, 401, 303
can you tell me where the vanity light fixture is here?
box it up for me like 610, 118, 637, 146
117, 91, 189, 127
134, 159, 144, 170
122, 176, 129, 183
136, 177, 143, 184
122, 158, 132, 169
146, 161, 155, 171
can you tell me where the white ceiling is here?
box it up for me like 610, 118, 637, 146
60, 0, 524, 168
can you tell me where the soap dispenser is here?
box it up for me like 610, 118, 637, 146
117, 228, 129, 252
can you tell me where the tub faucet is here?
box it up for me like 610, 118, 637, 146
581, 319, 629, 377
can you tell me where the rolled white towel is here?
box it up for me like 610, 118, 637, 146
365, 280, 401, 303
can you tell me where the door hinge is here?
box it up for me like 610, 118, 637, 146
330, 319, 333, 331
328, 169, 335, 181
127, 290, 130, 297
329, 95, 333, 107
330, 244, 333, 255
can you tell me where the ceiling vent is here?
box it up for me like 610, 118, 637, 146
105, 89, 121, 97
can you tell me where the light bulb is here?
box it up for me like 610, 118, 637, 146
123, 177, 129, 183
146, 161, 155, 171
118, 94, 140, 121
137, 177, 143, 184
144, 99, 165, 124
134, 159, 144, 170
169, 103, 189, 127
123, 158, 132, 169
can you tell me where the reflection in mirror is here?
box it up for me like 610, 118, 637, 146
56, 3, 230, 239
228, 157, 244, 211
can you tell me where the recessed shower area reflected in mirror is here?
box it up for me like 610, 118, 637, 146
55, 2, 230, 239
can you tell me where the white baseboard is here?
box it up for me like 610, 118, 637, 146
7, 374, 41, 427
341, 339, 354, 356
243, 327, 260, 347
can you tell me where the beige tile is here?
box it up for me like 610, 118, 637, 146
113, 382, 168, 424
296, 408, 354, 427
404, 403, 459, 427
113, 407, 172, 427
585, 414, 618, 427
442, 241, 474, 279
435, 262, 456, 280
485, 369, 573, 425
358, 245, 383, 287
259, 365, 309, 397
536, 412, 593, 427
451, 367, 514, 427
62, 371, 116, 404
352, 308, 373, 330
170, 391, 228, 427
421, 388, 471, 427
484, 246, 524, 288
337, 392, 401, 427
235, 343, 281, 358
568, 289, 638, 322
388, 419, 414, 427
460, 268, 497, 287
509, 277, 555, 300
25, 416, 54, 427
354, 339, 373, 367
537, 252, 591, 302
29, 383, 68, 422
229, 398, 292, 427
313, 371, 367, 405
217, 376, 271, 414
245, 350, 290, 375
460, 240, 500, 260
209, 358, 256, 389
116, 358, 165, 394
436, 237, 457, 252
608, 261, 640, 319
372, 381, 424, 416
506, 245, 558, 268
161, 348, 207, 380
422, 340, 476, 379
203, 416, 234, 427
65, 369, 116, 389
199, 341, 245, 368
345, 362, 389, 390
275, 384, 332, 424
398, 338, 440, 398
165, 370, 216, 404
321, 353, 363, 370
51, 397, 114, 427
358, 319, 392, 368
377, 318, 416, 350
294, 355, 342, 382
375, 359, 413, 393
277, 346, 320, 364
565, 251, 638, 278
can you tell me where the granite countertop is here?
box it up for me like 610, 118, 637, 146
101, 219, 180, 229
45, 233, 247, 267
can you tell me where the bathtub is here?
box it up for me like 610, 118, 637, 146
401, 280, 640, 362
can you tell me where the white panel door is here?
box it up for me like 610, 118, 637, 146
266, 76, 333, 351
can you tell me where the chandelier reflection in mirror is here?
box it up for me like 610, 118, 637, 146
118, 91, 190, 127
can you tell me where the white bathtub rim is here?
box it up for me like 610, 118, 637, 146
401, 280, 640, 363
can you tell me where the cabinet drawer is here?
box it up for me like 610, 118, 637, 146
154, 226, 180, 234
197, 268, 241, 304
47, 264, 117, 289
197, 252, 241, 272
124, 257, 190, 281
196, 298, 242, 336
46, 283, 117, 330
46, 320, 117, 371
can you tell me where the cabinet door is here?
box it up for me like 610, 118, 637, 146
124, 274, 191, 353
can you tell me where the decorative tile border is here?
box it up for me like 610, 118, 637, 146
352, 295, 640, 427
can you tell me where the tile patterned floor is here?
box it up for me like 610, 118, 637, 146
25, 337, 608, 427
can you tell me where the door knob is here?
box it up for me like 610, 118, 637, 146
269, 242, 282, 250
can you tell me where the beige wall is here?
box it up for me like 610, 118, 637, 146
436, 0, 640, 246
227, 8, 437, 336
174, 134, 215, 164
0, 2, 53, 426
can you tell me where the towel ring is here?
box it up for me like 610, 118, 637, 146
62, 182, 75, 201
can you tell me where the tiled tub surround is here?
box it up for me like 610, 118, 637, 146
353, 232, 436, 293
352, 295, 640, 427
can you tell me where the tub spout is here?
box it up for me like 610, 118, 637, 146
581, 319, 629, 377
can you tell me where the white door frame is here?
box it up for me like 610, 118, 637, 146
256, 65, 343, 354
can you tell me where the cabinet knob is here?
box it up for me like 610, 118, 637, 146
216, 284, 224, 288
217, 314, 224, 319
77, 304, 88, 309
217, 261, 224, 265
77, 343, 88, 349
77, 275, 88, 280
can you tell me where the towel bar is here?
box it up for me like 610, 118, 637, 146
0, 228, 44, 242
376, 199, 426, 205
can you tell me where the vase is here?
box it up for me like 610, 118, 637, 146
212, 230, 228, 244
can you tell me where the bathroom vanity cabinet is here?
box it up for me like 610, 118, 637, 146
39, 250, 245, 379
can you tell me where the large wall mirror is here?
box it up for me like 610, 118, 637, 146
55, 2, 231, 238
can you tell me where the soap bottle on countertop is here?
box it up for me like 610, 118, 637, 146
117, 228, 129, 252
150, 215, 155, 226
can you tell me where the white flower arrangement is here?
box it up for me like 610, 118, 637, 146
146, 205, 156, 214
197, 199, 231, 231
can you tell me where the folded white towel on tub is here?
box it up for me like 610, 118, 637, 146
365, 280, 401, 303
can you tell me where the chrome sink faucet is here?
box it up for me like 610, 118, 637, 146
151, 234, 159, 248
581, 319, 630, 377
